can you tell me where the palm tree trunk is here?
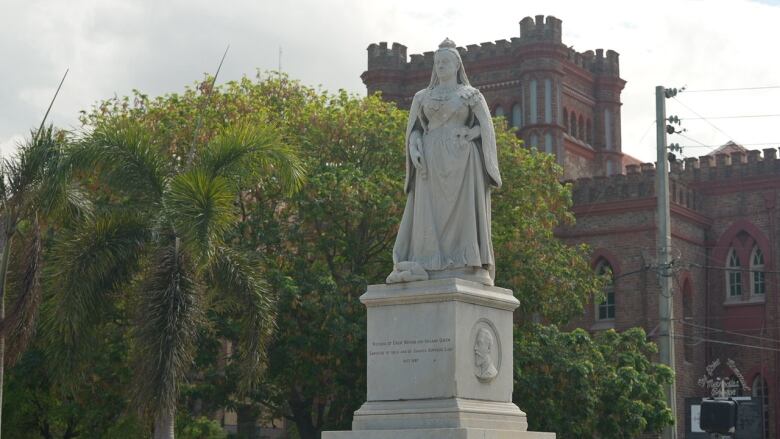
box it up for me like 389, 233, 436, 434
153, 409, 175, 439
0, 232, 14, 439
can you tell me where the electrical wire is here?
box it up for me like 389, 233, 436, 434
677, 132, 714, 149
682, 114, 780, 121
636, 119, 656, 147
681, 142, 780, 149
672, 334, 780, 353
683, 86, 780, 93
672, 97, 735, 141
687, 262, 780, 275
680, 320, 780, 345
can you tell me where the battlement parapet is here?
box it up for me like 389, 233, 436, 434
519, 15, 562, 43
570, 165, 657, 205
678, 148, 780, 182
571, 168, 701, 210
564, 47, 619, 76
571, 148, 780, 209
367, 42, 408, 69
366, 16, 620, 77
369, 38, 519, 71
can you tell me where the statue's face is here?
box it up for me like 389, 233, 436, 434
434, 51, 459, 81
474, 331, 491, 366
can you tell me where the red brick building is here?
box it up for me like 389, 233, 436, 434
362, 14, 639, 181
363, 15, 779, 439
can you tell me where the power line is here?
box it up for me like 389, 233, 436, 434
672, 334, 780, 353
636, 119, 656, 146
680, 320, 780, 345
684, 86, 780, 93
672, 97, 735, 141
677, 132, 713, 149
687, 262, 780, 275
681, 142, 780, 149
682, 114, 780, 121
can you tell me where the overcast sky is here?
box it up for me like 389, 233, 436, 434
3, 0, 780, 163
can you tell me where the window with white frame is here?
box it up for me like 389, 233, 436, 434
726, 248, 742, 297
595, 260, 615, 320
751, 246, 765, 297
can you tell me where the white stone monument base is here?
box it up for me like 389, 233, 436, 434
352, 398, 527, 431
322, 427, 554, 439
323, 278, 554, 439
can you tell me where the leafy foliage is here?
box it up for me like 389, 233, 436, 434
0, 127, 91, 367
2, 326, 146, 439
514, 325, 674, 439
3, 73, 670, 439
39, 76, 304, 437
491, 121, 607, 324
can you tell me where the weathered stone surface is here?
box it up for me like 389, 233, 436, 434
323, 428, 555, 439
361, 279, 516, 404
323, 279, 555, 438
387, 39, 500, 286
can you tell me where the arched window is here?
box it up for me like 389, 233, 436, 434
570, 113, 577, 139
544, 133, 553, 155
512, 103, 523, 128
752, 375, 770, 439
727, 248, 742, 297
578, 115, 585, 139
595, 259, 615, 320
751, 246, 765, 297
586, 118, 593, 144
494, 105, 505, 118
563, 108, 569, 133
529, 80, 538, 124
529, 133, 539, 150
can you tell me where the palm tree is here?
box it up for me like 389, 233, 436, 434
0, 126, 90, 438
44, 120, 304, 438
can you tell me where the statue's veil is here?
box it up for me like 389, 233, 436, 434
427, 38, 470, 89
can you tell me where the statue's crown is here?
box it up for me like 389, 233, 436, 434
438, 38, 457, 50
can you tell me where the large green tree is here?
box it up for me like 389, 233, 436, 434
43, 96, 303, 438
73, 75, 672, 439
514, 325, 673, 439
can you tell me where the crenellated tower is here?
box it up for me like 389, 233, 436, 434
361, 15, 630, 180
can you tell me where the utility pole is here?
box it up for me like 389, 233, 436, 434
656, 85, 677, 439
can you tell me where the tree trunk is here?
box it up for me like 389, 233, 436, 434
153, 409, 175, 439
290, 400, 319, 439
0, 233, 14, 439
236, 404, 258, 438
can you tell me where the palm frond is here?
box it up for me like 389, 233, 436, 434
207, 246, 276, 393
165, 170, 234, 262
2, 126, 60, 218
199, 123, 305, 194
71, 120, 169, 204
32, 136, 94, 223
134, 242, 203, 416
42, 212, 149, 368
1, 219, 43, 367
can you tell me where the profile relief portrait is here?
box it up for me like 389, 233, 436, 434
474, 327, 498, 381
386, 38, 501, 286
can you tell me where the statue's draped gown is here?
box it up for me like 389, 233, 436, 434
392, 87, 495, 272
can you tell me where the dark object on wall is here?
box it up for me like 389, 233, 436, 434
700, 398, 738, 435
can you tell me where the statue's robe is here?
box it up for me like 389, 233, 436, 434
392, 85, 501, 277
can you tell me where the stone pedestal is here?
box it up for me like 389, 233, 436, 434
323, 279, 554, 439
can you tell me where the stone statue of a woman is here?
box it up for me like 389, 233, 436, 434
386, 38, 501, 286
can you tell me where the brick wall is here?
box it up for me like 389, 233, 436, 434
565, 150, 780, 438
362, 15, 628, 178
